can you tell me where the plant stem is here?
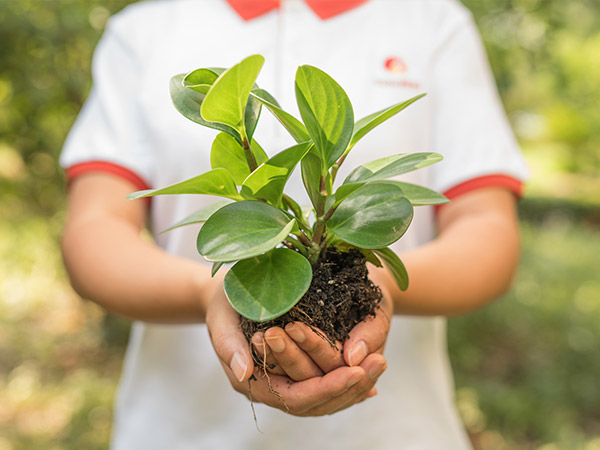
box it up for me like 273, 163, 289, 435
309, 175, 328, 262
297, 231, 312, 247
241, 136, 258, 172
330, 151, 349, 184
285, 235, 308, 257
323, 204, 337, 222
283, 195, 309, 228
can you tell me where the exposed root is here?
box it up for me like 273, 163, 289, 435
258, 340, 289, 413
247, 376, 263, 433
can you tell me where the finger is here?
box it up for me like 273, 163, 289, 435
264, 327, 324, 381
205, 288, 254, 383
366, 387, 378, 398
302, 353, 387, 416
251, 332, 286, 376
228, 364, 367, 415
284, 322, 345, 373
343, 296, 392, 367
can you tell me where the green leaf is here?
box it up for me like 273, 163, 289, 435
127, 168, 242, 201
211, 262, 224, 278
210, 132, 268, 184
327, 183, 413, 249
196, 201, 295, 262
381, 181, 449, 206
182, 68, 220, 94
241, 142, 311, 205
333, 179, 449, 208
373, 247, 409, 291
350, 94, 426, 150
359, 248, 383, 268
344, 152, 443, 185
244, 92, 262, 142
161, 200, 231, 233
201, 54, 265, 139
251, 89, 310, 143
170, 74, 239, 139
295, 65, 354, 171
300, 151, 324, 210
224, 248, 312, 322
184, 66, 262, 142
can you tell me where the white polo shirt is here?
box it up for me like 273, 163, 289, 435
61, 1, 528, 449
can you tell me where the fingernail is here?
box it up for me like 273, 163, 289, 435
265, 335, 285, 353
252, 332, 264, 345
230, 352, 247, 382
348, 341, 368, 367
368, 360, 387, 380
346, 372, 363, 389
286, 324, 306, 343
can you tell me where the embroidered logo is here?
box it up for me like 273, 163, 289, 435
384, 56, 407, 74
376, 55, 419, 89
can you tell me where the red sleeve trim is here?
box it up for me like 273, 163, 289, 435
436, 174, 524, 212
65, 161, 150, 191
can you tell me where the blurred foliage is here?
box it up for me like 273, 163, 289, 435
0, 0, 134, 215
1, 0, 600, 449
449, 218, 600, 449
462, 0, 600, 202
0, 210, 125, 450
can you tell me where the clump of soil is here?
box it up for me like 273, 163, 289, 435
240, 248, 383, 350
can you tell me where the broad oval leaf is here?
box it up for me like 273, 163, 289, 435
197, 201, 295, 262
359, 248, 383, 268
183, 68, 220, 94
333, 179, 449, 208
201, 54, 265, 138
244, 93, 262, 142
211, 132, 268, 184
241, 142, 311, 205
350, 94, 426, 150
184, 67, 262, 141
327, 183, 413, 249
224, 248, 312, 322
169, 74, 239, 139
251, 89, 310, 143
301, 151, 325, 210
160, 200, 232, 234
373, 247, 409, 291
344, 152, 443, 185
380, 181, 449, 206
295, 65, 354, 171
127, 168, 242, 201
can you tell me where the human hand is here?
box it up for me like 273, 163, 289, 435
251, 279, 393, 379
206, 285, 387, 416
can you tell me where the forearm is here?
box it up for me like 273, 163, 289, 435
370, 188, 520, 316
62, 173, 219, 323
63, 218, 217, 322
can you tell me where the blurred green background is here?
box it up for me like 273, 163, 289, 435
0, 0, 598, 449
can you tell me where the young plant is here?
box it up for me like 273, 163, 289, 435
128, 55, 448, 323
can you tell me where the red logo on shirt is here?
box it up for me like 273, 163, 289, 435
384, 57, 407, 73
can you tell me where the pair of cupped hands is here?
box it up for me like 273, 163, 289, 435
205, 274, 393, 417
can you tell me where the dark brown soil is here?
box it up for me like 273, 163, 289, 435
240, 248, 382, 351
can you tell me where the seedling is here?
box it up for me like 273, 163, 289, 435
128, 55, 448, 323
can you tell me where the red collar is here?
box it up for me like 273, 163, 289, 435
226, 0, 369, 21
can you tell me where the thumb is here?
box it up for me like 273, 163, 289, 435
343, 297, 392, 367
206, 287, 254, 383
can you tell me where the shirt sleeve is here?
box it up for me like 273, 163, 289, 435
428, 9, 529, 199
59, 17, 154, 190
